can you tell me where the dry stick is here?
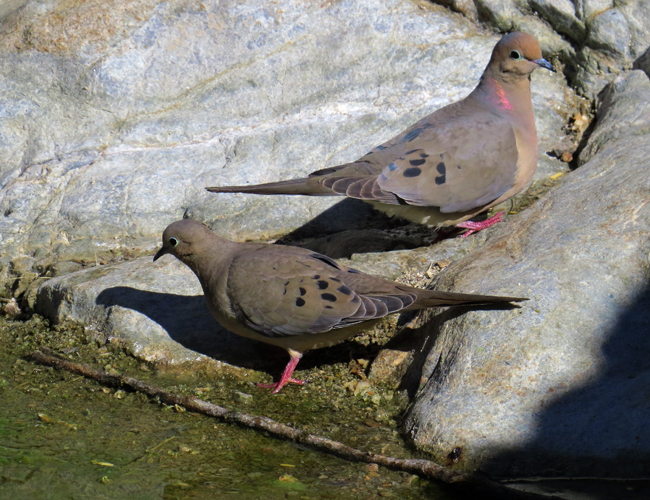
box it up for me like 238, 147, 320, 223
27, 350, 558, 500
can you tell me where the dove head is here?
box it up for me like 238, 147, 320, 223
154, 219, 219, 263
488, 32, 555, 83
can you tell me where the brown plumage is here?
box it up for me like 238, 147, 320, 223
206, 32, 554, 236
154, 220, 527, 392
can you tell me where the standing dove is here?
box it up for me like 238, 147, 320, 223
206, 32, 555, 236
154, 219, 526, 393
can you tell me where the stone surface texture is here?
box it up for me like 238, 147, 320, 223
0, 0, 571, 279
440, 0, 650, 97
403, 70, 650, 477
3, 0, 650, 483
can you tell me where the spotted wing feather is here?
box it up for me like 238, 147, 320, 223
226, 249, 416, 338
376, 111, 519, 212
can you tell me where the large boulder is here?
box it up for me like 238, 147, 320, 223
403, 70, 650, 477
0, 0, 572, 283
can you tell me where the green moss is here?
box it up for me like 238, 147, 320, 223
0, 316, 453, 500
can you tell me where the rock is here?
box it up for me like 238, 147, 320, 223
579, 71, 650, 165
233, 391, 253, 404
437, 0, 650, 97
1, 298, 21, 319
528, 0, 586, 42
0, 0, 572, 271
368, 349, 414, 389
403, 70, 650, 478
35, 255, 273, 375
579, 0, 613, 21
585, 8, 632, 60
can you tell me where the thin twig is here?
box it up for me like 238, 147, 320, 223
27, 350, 560, 500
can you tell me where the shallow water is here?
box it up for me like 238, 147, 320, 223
0, 316, 454, 500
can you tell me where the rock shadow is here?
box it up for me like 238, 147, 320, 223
490, 279, 650, 492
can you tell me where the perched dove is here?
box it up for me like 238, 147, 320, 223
154, 220, 527, 393
206, 32, 554, 236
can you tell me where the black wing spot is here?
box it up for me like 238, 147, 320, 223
330, 277, 341, 282
420, 152, 429, 158
403, 167, 422, 178
375, 144, 387, 151
312, 275, 321, 279
337, 285, 352, 295
435, 162, 446, 185
409, 158, 426, 167
310, 254, 342, 270
348, 268, 361, 274
321, 293, 337, 302
325, 305, 334, 309
317, 280, 329, 290
405, 149, 418, 155
296, 298, 305, 307
403, 128, 423, 142
299, 287, 306, 296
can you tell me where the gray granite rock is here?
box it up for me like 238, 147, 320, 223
438, 0, 650, 97
0, 0, 572, 277
586, 8, 632, 60
528, 0, 586, 42
403, 70, 650, 477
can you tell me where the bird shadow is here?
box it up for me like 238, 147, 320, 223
95, 286, 281, 372
274, 198, 445, 259
94, 286, 522, 386
95, 286, 386, 377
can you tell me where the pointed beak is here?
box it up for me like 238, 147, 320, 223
153, 246, 168, 262
534, 58, 556, 72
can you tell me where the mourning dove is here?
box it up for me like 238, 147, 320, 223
206, 32, 554, 236
154, 219, 526, 393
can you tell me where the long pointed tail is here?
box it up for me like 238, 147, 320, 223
205, 178, 335, 196
408, 289, 528, 309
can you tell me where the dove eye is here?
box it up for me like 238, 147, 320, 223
169, 237, 179, 247
510, 50, 523, 60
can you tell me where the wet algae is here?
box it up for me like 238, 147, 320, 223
0, 315, 452, 500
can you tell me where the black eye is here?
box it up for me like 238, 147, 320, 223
510, 50, 523, 60
169, 237, 179, 247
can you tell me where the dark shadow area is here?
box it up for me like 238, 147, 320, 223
95, 286, 384, 378
276, 197, 405, 243
96, 286, 278, 371
488, 279, 650, 496
95, 286, 523, 387
273, 197, 483, 258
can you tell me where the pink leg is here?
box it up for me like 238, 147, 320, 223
456, 212, 505, 238
257, 350, 304, 394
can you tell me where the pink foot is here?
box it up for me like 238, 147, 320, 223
456, 211, 505, 238
257, 351, 304, 394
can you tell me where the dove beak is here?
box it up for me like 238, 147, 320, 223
153, 246, 169, 262
534, 58, 556, 72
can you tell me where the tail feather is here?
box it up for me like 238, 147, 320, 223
406, 289, 528, 309
205, 178, 336, 196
